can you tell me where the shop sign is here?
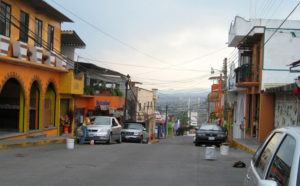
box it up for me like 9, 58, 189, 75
209, 92, 220, 102
96, 101, 110, 106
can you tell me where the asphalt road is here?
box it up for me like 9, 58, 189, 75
0, 136, 252, 186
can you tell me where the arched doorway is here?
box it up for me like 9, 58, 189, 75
44, 83, 56, 129
29, 81, 40, 130
0, 78, 25, 133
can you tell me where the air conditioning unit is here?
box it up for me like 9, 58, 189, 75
29, 46, 43, 64
43, 51, 56, 67
0, 35, 10, 56
12, 41, 28, 60
56, 54, 67, 69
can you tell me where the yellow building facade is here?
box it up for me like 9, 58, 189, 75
0, 0, 83, 140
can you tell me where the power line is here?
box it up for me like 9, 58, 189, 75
264, 1, 300, 45
79, 56, 209, 72
49, 0, 170, 65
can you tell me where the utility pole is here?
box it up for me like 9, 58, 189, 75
223, 58, 228, 129
165, 105, 168, 124
123, 74, 130, 123
165, 105, 168, 137
188, 97, 191, 125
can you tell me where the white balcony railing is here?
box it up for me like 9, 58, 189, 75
0, 35, 67, 70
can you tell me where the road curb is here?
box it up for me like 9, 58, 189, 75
230, 139, 256, 155
0, 139, 66, 149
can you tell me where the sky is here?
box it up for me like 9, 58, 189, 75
46, 0, 300, 92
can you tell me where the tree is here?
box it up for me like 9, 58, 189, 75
175, 111, 188, 125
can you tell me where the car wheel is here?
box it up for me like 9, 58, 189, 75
195, 142, 201, 146
107, 134, 112, 144
116, 135, 122, 144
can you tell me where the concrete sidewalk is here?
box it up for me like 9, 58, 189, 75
231, 137, 261, 155
0, 136, 69, 149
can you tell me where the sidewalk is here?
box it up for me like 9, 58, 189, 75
231, 137, 261, 155
0, 136, 69, 149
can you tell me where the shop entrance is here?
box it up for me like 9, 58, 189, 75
60, 99, 71, 135
29, 81, 40, 130
44, 83, 56, 129
0, 78, 25, 134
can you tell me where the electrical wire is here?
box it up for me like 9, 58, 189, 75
264, 1, 300, 45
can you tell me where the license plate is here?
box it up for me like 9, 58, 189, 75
208, 137, 215, 140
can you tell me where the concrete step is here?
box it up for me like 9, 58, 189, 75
27, 133, 47, 139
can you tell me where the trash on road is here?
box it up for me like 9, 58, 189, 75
66, 138, 75, 150
220, 143, 229, 155
232, 161, 246, 168
205, 146, 216, 160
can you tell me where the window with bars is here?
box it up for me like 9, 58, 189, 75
35, 19, 42, 47
0, 2, 11, 37
19, 11, 29, 43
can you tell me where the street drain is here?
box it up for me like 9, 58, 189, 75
65, 163, 96, 169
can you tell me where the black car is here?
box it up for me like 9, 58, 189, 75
194, 123, 227, 146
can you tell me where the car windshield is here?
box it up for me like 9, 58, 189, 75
200, 124, 222, 131
124, 123, 144, 130
93, 117, 111, 125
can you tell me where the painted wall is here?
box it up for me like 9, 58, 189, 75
233, 90, 246, 139
262, 29, 300, 90
7, 0, 62, 52
136, 88, 156, 121
274, 92, 298, 128
75, 95, 125, 113
259, 93, 275, 142
59, 70, 84, 95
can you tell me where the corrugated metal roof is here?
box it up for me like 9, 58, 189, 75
265, 83, 296, 93
61, 30, 86, 48
75, 62, 127, 78
25, 0, 72, 22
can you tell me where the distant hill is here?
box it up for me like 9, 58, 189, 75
158, 88, 209, 98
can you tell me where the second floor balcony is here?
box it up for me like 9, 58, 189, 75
0, 35, 69, 72
234, 64, 259, 87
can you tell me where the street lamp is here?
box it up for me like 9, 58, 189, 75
211, 67, 223, 75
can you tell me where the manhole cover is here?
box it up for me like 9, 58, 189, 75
65, 163, 96, 169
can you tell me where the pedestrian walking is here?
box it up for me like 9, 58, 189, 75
79, 113, 91, 144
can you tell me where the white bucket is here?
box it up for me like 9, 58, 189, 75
205, 146, 216, 160
66, 138, 75, 149
220, 144, 229, 155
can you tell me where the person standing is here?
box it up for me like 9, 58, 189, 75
79, 113, 90, 144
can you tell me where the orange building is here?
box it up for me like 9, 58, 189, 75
72, 62, 127, 127
208, 75, 224, 126
75, 95, 124, 117
0, 0, 84, 140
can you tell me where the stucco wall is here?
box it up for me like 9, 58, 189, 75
262, 29, 300, 90
136, 88, 156, 119
274, 92, 299, 128
233, 90, 246, 139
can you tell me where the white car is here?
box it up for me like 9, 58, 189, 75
244, 127, 300, 186
76, 116, 122, 144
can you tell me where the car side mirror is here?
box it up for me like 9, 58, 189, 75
258, 180, 278, 186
